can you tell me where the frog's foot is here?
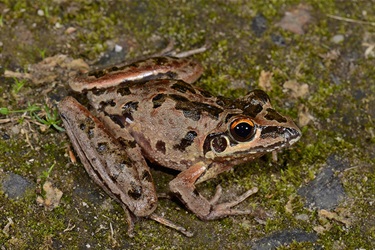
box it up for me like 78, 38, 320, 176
204, 185, 259, 220
121, 204, 136, 237
154, 39, 209, 58
169, 163, 259, 221
170, 46, 208, 58
122, 201, 193, 237
149, 214, 194, 237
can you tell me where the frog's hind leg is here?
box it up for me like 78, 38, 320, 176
151, 39, 208, 58
58, 96, 158, 232
149, 214, 194, 237
120, 203, 137, 237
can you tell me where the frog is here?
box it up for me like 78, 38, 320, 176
58, 56, 301, 236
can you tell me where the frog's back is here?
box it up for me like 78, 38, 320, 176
87, 79, 227, 171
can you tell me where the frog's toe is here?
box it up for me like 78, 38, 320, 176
205, 187, 258, 220
208, 185, 223, 205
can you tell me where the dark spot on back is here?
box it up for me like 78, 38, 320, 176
182, 110, 201, 121
117, 87, 131, 96
97, 142, 107, 153
123, 101, 139, 112
171, 94, 223, 121
108, 114, 126, 128
112, 154, 134, 171
121, 101, 139, 122
88, 129, 95, 138
91, 88, 107, 96
171, 81, 196, 94
98, 101, 111, 112
156, 140, 166, 154
118, 138, 137, 149
123, 113, 133, 122
128, 181, 142, 200
173, 131, 197, 152
199, 89, 213, 98
169, 94, 190, 103
192, 102, 223, 120
141, 170, 153, 183
79, 118, 96, 138
109, 100, 116, 107
152, 94, 167, 108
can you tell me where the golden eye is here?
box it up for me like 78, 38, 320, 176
229, 118, 256, 142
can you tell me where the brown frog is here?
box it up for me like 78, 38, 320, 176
58, 56, 301, 236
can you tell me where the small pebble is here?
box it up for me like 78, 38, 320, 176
115, 44, 123, 53
65, 27, 77, 34
331, 34, 344, 44
295, 214, 309, 221
251, 13, 267, 37
37, 9, 44, 16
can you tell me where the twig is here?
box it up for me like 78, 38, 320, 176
327, 14, 375, 26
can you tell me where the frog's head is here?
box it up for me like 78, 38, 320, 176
203, 90, 301, 161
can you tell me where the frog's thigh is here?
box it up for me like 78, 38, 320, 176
58, 96, 157, 217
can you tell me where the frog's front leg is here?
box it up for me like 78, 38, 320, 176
169, 163, 258, 220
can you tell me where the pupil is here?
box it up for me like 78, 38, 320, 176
235, 123, 252, 138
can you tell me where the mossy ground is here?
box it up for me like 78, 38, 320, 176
0, 0, 374, 249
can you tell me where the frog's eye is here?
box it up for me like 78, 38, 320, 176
229, 118, 256, 142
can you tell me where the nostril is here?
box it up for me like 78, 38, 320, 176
284, 127, 302, 144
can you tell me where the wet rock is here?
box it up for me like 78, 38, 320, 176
1, 172, 35, 199
326, 154, 350, 171
251, 229, 318, 249
271, 34, 286, 46
252, 13, 267, 37
2, 133, 10, 140
298, 155, 348, 210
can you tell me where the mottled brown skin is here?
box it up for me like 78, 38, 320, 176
58, 57, 301, 235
